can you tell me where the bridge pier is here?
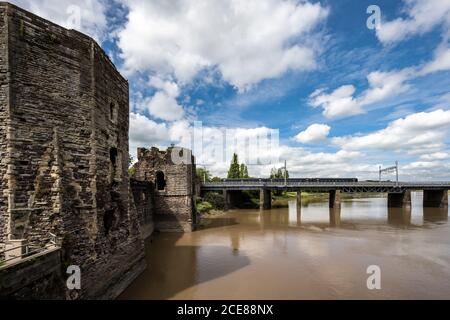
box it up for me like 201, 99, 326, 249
260, 189, 272, 210
329, 190, 341, 227
329, 190, 341, 209
329, 208, 341, 227
223, 190, 230, 211
423, 189, 448, 209
296, 192, 302, 216
388, 191, 411, 209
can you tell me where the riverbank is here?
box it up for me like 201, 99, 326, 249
197, 192, 389, 213
272, 192, 386, 208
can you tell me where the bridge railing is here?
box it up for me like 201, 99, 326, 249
201, 180, 450, 188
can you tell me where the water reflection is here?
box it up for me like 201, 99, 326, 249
120, 193, 450, 300
329, 208, 341, 227
388, 207, 411, 226
424, 207, 449, 223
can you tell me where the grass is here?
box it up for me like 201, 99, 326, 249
270, 192, 387, 208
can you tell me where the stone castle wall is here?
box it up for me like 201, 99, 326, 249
134, 147, 197, 232
130, 180, 154, 239
0, 4, 9, 245
0, 3, 144, 299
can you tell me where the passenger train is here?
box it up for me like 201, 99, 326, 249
220, 178, 359, 183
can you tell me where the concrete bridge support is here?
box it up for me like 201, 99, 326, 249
223, 190, 231, 211
260, 189, 272, 210
388, 191, 411, 209
423, 190, 448, 209
329, 190, 341, 209
296, 192, 302, 216
329, 190, 341, 227
329, 208, 341, 227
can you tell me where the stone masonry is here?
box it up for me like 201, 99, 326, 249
133, 146, 197, 232
0, 3, 144, 299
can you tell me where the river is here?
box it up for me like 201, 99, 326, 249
119, 192, 450, 300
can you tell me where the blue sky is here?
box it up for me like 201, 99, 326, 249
11, 0, 450, 179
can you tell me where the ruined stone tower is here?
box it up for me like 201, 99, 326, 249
0, 3, 144, 299
133, 146, 197, 232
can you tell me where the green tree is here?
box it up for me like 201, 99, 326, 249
227, 153, 241, 179
196, 168, 211, 182
270, 167, 289, 179
240, 163, 250, 179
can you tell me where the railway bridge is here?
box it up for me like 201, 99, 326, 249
200, 179, 450, 224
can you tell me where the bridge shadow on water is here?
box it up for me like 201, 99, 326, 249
118, 229, 250, 300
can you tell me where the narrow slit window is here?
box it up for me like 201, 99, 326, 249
156, 171, 166, 191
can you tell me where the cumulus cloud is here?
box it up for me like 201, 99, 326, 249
117, 0, 328, 90
129, 112, 450, 180
421, 44, 450, 75
295, 124, 331, 144
332, 109, 450, 155
310, 69, 412, 118
376, 0, 450, 45
129, 112, 168, 146
140, 76, 185, 121
419, 152, 449, 161
10, 0, 107, 41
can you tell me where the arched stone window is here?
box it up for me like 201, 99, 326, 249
156, 171, 166, 191
109, 102, 117, 123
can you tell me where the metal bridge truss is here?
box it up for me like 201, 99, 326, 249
201, 180, 450, 194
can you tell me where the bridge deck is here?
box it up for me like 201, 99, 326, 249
201, 180, 450, 193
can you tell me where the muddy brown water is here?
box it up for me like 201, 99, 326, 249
120, 192, 450, 300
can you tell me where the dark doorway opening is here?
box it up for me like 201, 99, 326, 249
156, 171, 166, 191
110, 147, 118, 166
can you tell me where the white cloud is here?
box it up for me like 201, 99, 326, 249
332, 109, 450, 155
145, 92, 184, 121
129, 112, 168, 146
129, 112, 450, 180
309, 85, 360, 119
10, 0, 107, 42
143, 76, 185, 121
421, 45, 450, 75
376, 0, 450, 45
310, 69, 412, 118
149, 76, 180, 97
117, 0, 328, 90
419, 152, 449, 161
295, 124, 331, 144
361, 70, 412, 105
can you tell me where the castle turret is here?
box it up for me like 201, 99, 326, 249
133, 146, 197, 232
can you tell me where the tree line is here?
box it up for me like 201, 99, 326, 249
197, 153, 289, 182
